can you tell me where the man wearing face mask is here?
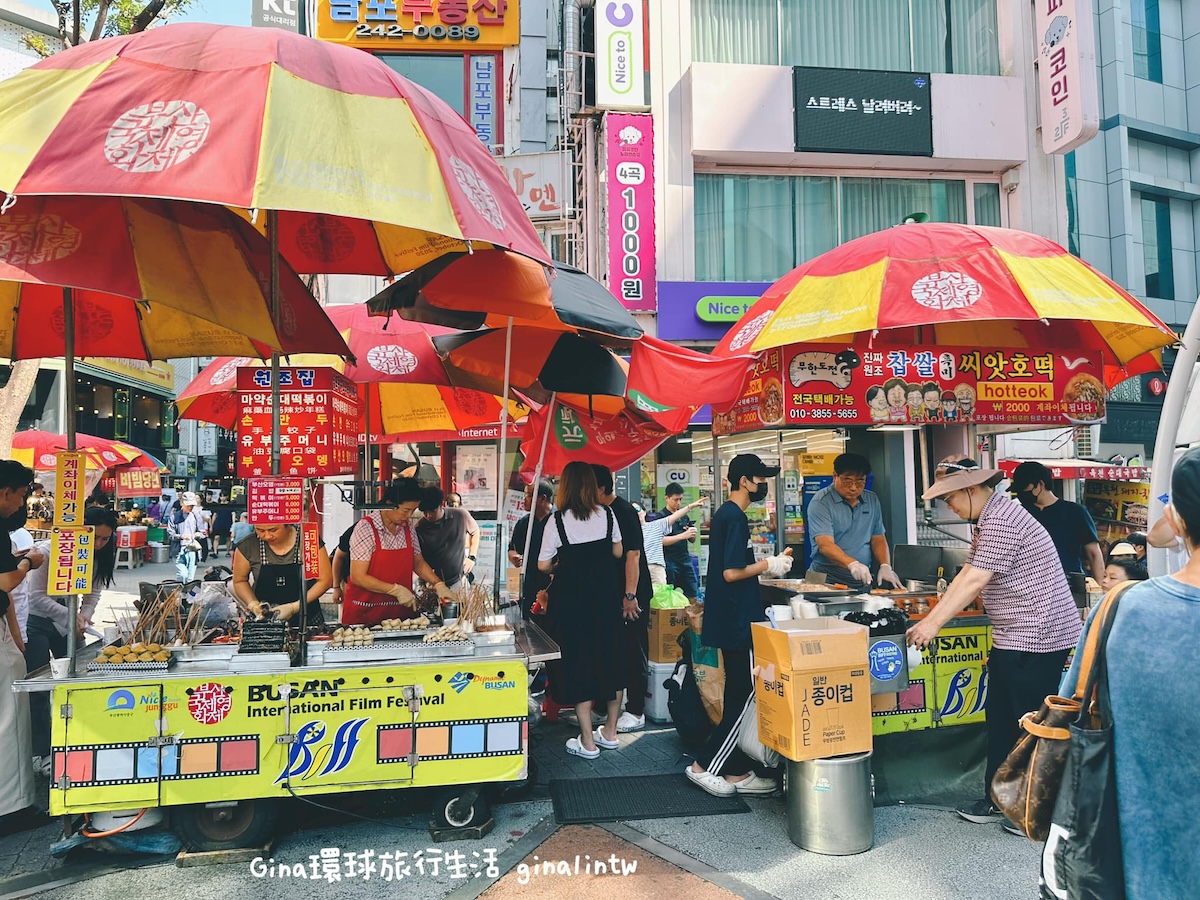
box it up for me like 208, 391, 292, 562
907, 457, 1080, 832
1009, 462, 1105, 585
686, 454, 792, 798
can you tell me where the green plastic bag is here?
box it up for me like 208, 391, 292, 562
651, 584, 689, 609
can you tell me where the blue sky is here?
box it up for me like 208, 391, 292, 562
172, 0, 250, 27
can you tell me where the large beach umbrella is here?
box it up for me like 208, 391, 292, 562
714, 223, 1176, 387
12, 431, 141, 472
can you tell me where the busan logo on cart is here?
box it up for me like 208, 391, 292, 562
449, 672, 517, 694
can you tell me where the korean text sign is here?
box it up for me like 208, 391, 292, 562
605, 113, 656, 312
595, 0, 648, 109
48, 526, 95, 597
315, 0, 519, 51
53, 452, 85, 527
712, 344, 1107, 434
237, 367, 359, 478
1036, 0, 1099, 155
115, 468, 161, 498
302, 523, 321, 579
247, 478, 305, 526
792, 67, 933, 157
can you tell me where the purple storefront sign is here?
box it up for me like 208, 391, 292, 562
605, 113, 656, 312
657, 281, 771, 341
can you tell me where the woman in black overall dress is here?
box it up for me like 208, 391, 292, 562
232, 524, 332, 625
538, 462, 624, 759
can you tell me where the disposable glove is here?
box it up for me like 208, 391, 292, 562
388, 583, 416, 608
434, 581, 455, 601
765, 552, 794, 578
847, 561, 873, 585
877, 564, 904, 590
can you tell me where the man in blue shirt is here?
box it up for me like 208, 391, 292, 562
686, 454, 793, 798
806, 453, 904, 592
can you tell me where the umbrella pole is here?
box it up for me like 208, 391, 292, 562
518, 393, 556, 606
493, 317, 513, 606
268, 211, 281, 479
363, 382, 372, 488
63, 288, 79, 675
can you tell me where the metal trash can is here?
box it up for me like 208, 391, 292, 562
786, 751, 874, 855
149, 545, 171, 564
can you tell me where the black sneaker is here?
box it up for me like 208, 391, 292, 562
956, 799, 1003, 823
1002, 818, 1026, 837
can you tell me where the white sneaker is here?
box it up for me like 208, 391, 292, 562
616, 712, 645, 733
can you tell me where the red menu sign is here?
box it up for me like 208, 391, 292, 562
247, 477, 305, 525
115, 468, 162, 498
713, 344, 1107, 435
236, 366, 359, 477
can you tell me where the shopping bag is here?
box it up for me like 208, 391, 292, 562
1040, 587, 1126, 900
738, 693, 781, 768
651, 583, 689, 609
687, 630, 725, 725
991, 582, 1132, 841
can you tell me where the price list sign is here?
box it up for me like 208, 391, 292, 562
48, 525, 95, 596
236, 366, 359, 478
247, 477, 305, 526
54, 452, 85, 526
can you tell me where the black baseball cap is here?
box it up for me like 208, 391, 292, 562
728, 454, 780, 487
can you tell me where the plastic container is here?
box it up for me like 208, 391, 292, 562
786, 751, 874, 855
646, 660, 676, 723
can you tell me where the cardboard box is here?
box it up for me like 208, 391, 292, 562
751, 619, 873, 762
649, 607, 688, 662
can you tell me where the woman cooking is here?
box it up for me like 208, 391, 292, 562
232, 523, 332, 625
343, 477, 453, 626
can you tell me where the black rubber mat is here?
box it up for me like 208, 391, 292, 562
549, 773, 750, 824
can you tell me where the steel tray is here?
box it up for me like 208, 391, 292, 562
370, 627, 439, 640
470, 630, 516, 647
229, 652, 291, 673
173, 643, 238, 662
309, 640, 476, 665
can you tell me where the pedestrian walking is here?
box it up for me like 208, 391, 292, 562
168, 493, 203, 583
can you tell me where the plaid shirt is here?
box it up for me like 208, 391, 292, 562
349, 511, 421, 561
968, 491, 1082, 652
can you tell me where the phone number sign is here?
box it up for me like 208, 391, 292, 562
315, 0, 519, 50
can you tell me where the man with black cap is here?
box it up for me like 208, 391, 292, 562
908, 457, 1081, 833
1009, 461, 1104, 584
686, 454, 793, 797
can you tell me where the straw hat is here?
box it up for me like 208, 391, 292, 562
1108, 542, 1137, 558
922, 457, 1005, 501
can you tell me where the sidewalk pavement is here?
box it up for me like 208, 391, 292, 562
2, 565, 1043, 898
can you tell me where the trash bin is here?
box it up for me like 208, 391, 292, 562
786, 751, 874, 855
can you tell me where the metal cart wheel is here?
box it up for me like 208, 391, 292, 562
173, 799, 278, 851
432, 787, 491, 829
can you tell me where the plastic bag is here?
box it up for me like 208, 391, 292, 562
651, 584, 689, 609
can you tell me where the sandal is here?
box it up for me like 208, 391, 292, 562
593, 727, 619, 750
566, 736, 599, 759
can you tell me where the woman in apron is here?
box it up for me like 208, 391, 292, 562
343, 478, 451, 626
232, 524, 332, 626
538, 462, 625, 759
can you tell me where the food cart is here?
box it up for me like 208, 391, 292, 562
14, 617, 559, 849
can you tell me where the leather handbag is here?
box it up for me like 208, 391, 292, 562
990, 582, 1132, 841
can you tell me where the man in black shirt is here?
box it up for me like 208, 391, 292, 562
1010, 462, 1105, 583
593, 464, 652, 733
659, 482, 699, 599
508, 481, 554, 617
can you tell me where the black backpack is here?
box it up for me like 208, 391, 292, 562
665, 630, 714, 748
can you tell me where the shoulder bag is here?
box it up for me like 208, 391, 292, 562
990, 581, 1133, 842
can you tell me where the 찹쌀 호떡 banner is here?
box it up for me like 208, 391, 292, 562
713, 344, 1107, 435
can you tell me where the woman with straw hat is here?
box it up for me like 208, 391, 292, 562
908, 456, 1081, 833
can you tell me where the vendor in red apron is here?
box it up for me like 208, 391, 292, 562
232, 524, 332, 626
343, 477, 452, 626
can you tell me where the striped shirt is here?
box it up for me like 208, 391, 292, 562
968, 491, 1082, 652
349, 511, 421, 561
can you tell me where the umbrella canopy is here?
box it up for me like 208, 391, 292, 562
366, 252, 644, 342
176, 306, 527, 438
714, 223, 1176, 386
0, 23, 547, 275
432, 327, 630, 416
12, 430, 141, 472
0, 195, 351, 359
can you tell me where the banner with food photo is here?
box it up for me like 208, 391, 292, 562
712, 344, 1107, 434
1083, 480, 1151, 531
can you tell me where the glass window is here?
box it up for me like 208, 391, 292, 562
380, 55, 465, 115
1131, 0, 1163, 83
1063, 152, 1079, 255
696, 173, 981, 280
692, 0, 999, 75
1140, 195, 1173, 299
973, 182, 1002, 228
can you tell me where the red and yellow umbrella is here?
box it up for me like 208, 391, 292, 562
0, 23, 548, 275
715, 224, 1176, 386
176, 306, 527, 440
12, 430, 141, 472
0, 195, 350, 359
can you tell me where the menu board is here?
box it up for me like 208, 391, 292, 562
247, 477, 305, 525
714, 344, 1107, 434
237, 367, 359, 477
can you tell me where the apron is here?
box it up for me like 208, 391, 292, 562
342, 517, 417, 626
0, 617, 35, 816
254, 529, 324, 628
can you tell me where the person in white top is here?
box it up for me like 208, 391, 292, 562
9, 526, 34, 644
639, 499, 704, 586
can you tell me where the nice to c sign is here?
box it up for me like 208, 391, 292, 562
596, 2, 647, 109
